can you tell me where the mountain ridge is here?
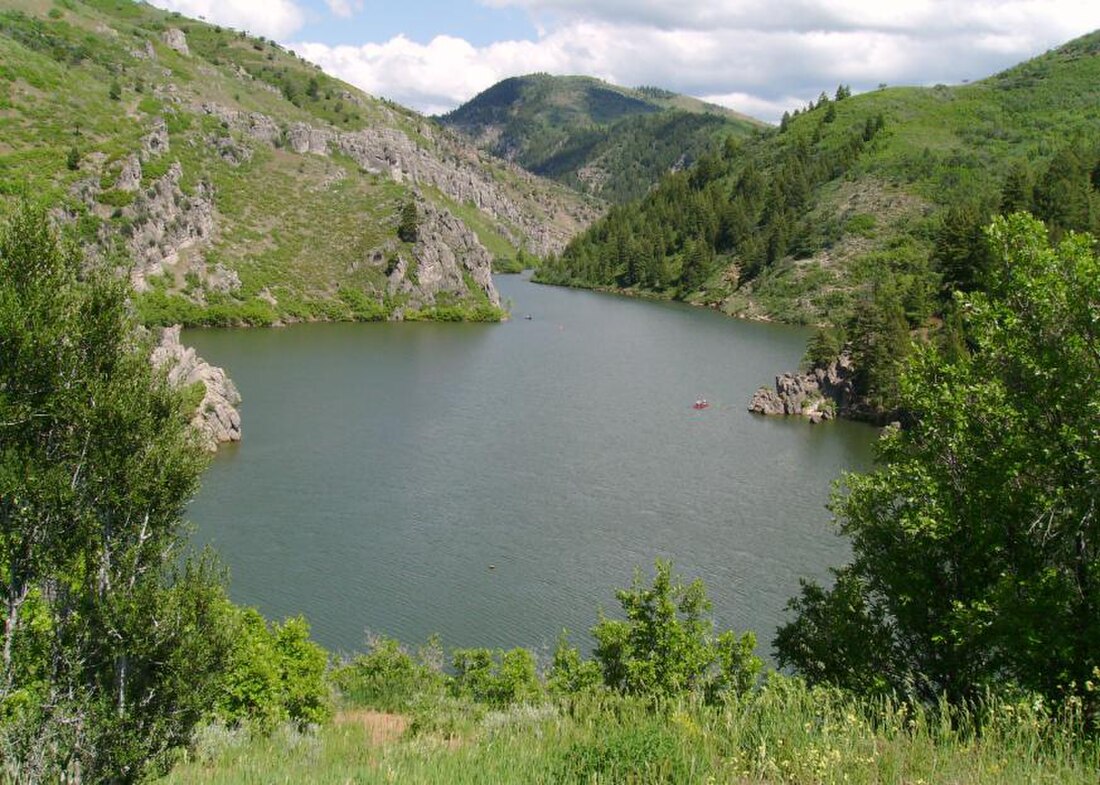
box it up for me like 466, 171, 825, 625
439, 73, 767, 203
538, 30, 1100, 325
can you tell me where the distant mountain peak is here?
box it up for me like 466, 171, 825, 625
439, 74, 766, 203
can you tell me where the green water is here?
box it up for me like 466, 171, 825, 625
185, 275, 875, 656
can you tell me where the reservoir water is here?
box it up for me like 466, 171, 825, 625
186, 275, 875, 657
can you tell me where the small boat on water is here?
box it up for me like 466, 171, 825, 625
693, 399, 710, 410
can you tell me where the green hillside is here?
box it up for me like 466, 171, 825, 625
439, 73, 766, 203
537, 32, 1099, 413
0, 0, 600, 325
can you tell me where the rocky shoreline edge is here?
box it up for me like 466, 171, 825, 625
152, 325, 242, 451
748, 351, 861, 424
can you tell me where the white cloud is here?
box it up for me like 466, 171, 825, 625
188, 0, 1097, 123
482, 0, 1100, 40
149, 0, 306, 39
324, 0, 364, 19
291, 33, 572, 117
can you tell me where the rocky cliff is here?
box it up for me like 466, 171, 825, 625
386, 198, 500, 313
151, 325, 241, 450
0, 2, 601, 327
199, 101, 597, 258
748, 352, 859, 424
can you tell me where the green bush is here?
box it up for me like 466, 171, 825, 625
216, 608, 330, 731
331, 635, 444, 712
547, 632, 603, 696
592, 560, 761, 702
452, 647, 542, 708
98, 188, 135, 208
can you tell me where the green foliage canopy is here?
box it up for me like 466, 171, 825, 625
592, 559, 761, 701
0, 203, 223, 780
776, 214, 1100, 713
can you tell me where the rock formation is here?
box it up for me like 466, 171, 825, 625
196, 102, 598, 256
123, 161, 216, 291
151, 325, 241, 450
748, 351, 858, 424
386, 199, 500, 310
162, 28, 189, 56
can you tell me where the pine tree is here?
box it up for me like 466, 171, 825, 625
397, 200, 418, 243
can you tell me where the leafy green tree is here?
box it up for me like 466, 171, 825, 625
592, 560, 760, 701
776, 214, 1100, 711
452, 647, 541, 707
0, 204, 235, 780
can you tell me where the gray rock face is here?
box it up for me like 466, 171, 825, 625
141, 117, 169, 159
195, 102, 597, 256
131, 39, 156, 60
748, 351, 858, 422
387, 199, 500, 308
115, 155, 142, 192
151, 325, 241, 450
286, 122, 331, 155
125, 162, 216, 291
245, 112, 281, 145
162, 28, 189, 56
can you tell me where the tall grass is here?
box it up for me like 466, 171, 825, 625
161, 674, 1098, 784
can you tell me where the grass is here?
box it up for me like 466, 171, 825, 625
161, 676, 1099, 784
0, 0, 592, 327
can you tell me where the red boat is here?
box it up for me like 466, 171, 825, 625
693, 399, 709, 410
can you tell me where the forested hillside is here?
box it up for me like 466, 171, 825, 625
0, 0, 600, 325
537, 31, 1100, 414
440, 74, 765, 203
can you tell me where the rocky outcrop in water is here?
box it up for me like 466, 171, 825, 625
151, 325, 241, 450
749, 351, 858, 424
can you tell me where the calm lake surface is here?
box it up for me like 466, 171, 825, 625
186, 275, 875, 657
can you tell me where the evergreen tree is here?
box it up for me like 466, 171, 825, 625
1033, 146, 1092, 239
1000, 160, 1032, 213
933, 202, 992, 294
848, 279, 910, 412
397, 200, 418, 243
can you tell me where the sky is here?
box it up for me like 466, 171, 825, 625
149, 0, 1100, 122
